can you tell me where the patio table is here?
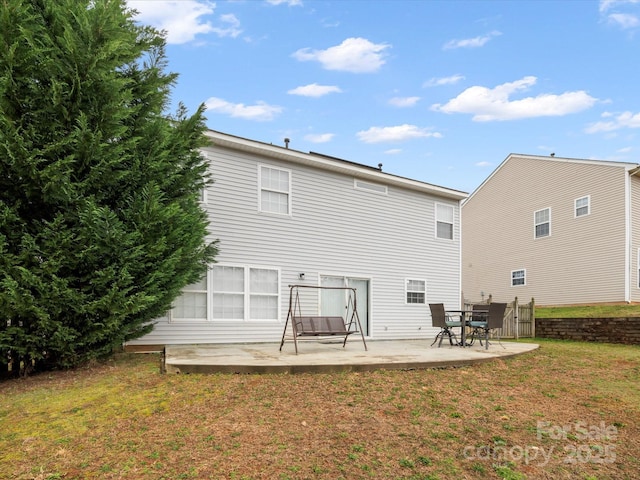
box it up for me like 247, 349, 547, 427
445, 309, 488, 347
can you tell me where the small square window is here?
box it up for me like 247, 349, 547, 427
406, 279, 426, 304
512, 269, 526, 286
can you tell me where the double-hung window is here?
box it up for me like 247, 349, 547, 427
406, 279, 426, 304
212, 265, 280, 321
259, 165, 291, 215
575, 196, 590, 217
534, 208, 550, 239
511, 269, 526, 286
435, 203, 454, 240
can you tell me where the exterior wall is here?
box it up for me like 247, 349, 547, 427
128, 136, 464, 346
631, 175, 640, 303
463, 155, 630, 306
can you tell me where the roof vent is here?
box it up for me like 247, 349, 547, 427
378, 163, 383, 171
284, 138, 290, 149
550, 152, 555, 157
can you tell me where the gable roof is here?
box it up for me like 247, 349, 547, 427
205, 130, 468, 201
464, 153, 640, 205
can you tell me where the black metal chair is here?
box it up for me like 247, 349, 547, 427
469, 302, 507, 350
429, 303, 462, 347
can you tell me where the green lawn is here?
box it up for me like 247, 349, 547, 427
1, 339, 639, 479
535, 304, 640, 318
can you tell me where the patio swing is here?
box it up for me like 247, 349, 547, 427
279, 284, 368, 354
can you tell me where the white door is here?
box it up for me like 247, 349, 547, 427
320, 276, 370, 336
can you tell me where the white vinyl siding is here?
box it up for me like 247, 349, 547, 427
259, 164, 291, 215
575, 195, 590, 217
436, 203, 454, 240
534, 207, 550, 239
511, 269, 526, 286
405, 279, 426, 304
128, 131, 464, 346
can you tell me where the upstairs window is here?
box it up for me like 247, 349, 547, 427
512, 269, 526, 286
435, 203, 454, 240
575, 196, 590, 217
259, 165, 291, 215
406, 279, 426, 304
534, 208, 550, 238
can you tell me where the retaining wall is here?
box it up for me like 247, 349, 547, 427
535, 317, 640, 344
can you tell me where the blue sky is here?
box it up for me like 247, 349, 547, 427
127, 0, 640, 193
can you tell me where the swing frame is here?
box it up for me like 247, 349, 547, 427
279, 284, 368, 354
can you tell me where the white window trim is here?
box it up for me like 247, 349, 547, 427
405, 278, 426, 305
534, 207, 551, 239
435, 202, 455, 240
211, 264, 281, 322
511, 269, 526, 287
258, 164, 292, 216
574, 195, 590, 218
354, 179, 388, 195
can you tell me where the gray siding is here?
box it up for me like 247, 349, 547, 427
463, 155, 630, 306
129, 137, 464, 346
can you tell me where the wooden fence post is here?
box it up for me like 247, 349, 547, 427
531, 297, 536, 338
514, 296, 519, 340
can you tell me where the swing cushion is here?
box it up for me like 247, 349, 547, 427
294, 316, 355, 336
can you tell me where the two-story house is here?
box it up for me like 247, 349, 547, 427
462, 153, 640, 306
126, 130, 468, 349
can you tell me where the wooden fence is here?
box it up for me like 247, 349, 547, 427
463, 296, 535, 339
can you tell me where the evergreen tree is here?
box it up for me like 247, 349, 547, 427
0, 0, 217, 376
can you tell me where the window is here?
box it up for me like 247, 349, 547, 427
534, 208, 550, 238
435, 203, 454, 240
212, 265, 280, 321
354, 179, 388, 194
172, 276, 208, 321
406, 279, 426, 304
512, 269, 526, 286
259, 165, 291, 214
575, 196, 590, 217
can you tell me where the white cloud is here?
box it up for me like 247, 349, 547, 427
292, 37, 390, 73
287, 83, 342, 97
585, 111, 640, 133
423, 75, 465, 87
600, 0, 639, 13
607, 12, 640, 28
431, 76, 597, 121
388, 96, 420, 107
384, 149, 403, 155
267, 0, 303, 5
475, 161, 492, 167
356, 125, 442, 143
204, 97, 283, 121
443, 31, 501, 50
127, 1, 242, 44
304, 133, 335, 143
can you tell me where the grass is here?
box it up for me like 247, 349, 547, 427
1, 339, 639, 479
535, 304, 640, 318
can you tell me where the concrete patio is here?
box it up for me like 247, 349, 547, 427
163, 339, 539, 374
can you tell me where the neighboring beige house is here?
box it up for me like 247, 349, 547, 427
462, 153, 640, 306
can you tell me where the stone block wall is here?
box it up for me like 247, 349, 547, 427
535, 317, 640, 344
